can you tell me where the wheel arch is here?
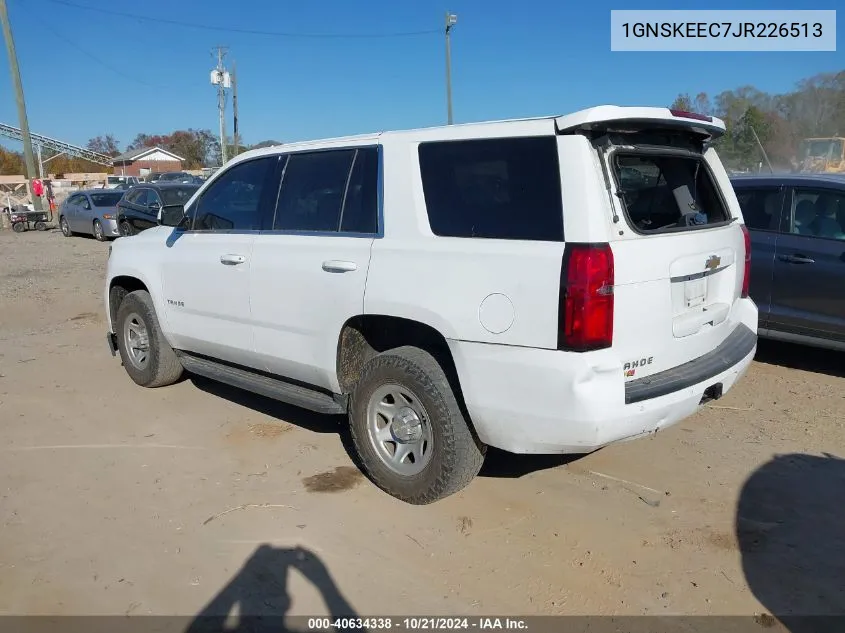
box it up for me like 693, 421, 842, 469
108, 275, 150, 330
335, 314, 479, 441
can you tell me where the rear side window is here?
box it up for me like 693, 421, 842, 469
274, 150, 355, 232
418, 137, 564, 241
613, 154, 730, 233
734, 188, 782, 231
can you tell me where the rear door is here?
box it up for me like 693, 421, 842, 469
249, 147, 378, 391
571, 115, 754, 384
768, 184, 845, 340
732, 184, 785, 328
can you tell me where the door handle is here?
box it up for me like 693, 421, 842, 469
322, 260, 357, 273
779, 254, 815, 264
220, 254, 246, 265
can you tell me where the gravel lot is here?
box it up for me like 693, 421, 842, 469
0, 228, 843, 624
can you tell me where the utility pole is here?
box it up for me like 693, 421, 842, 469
211, 46, 229, 165
750, 125, 773, 174
231, 61, 239, 157
445, 12, 457, 125
0, 0, 43, 211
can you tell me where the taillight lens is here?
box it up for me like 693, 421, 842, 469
740, 224, 751, 298
669, 109, 713, 122
558, 243, 614, 351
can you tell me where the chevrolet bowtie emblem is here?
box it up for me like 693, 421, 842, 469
705, 255, 721, 271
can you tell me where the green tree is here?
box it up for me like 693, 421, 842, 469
670, 93, 693, 111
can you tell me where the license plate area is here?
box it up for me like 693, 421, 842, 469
684, 277, 707, 309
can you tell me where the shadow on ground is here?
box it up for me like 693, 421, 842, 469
190, 375, 581, 480
737, 452, 845, 633
185, 545, 358, 633
754, 339, 845, 379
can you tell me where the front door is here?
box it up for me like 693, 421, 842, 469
160, 155, 280, 368
250, 147, 380, 391
769, 185, 845, 340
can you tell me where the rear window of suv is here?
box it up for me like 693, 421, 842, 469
418, 137, 564, 241
612, 154, 730, 233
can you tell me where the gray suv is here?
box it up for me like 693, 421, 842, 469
731, 173, 845, 351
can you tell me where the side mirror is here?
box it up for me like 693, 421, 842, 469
149, 201, 161, 212
158, 204, 185, 227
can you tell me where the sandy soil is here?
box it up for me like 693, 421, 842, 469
0, 228, 843, 623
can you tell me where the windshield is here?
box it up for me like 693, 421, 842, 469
801, 139, 844, 159
612, 153, 730, 233
160, 186, 198, 206
90, 192, 125, 207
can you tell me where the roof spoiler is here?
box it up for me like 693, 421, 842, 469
555, 106, 726, 140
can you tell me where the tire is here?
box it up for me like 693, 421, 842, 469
12, 222, 26, 233
93, 219, 106, 241
348, 346, 485, 504
115, 290, 183, 388
119, 220, 135, 237
34, 221, 47, 231
59, 216, 72, 237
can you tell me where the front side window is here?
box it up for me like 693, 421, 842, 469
79, 196, 91, 210
274, 150, 356, 232
192, 157, 275, 231
418, 137, 564, 241
612, 154, 730, 233
788, 188, 845, 241
90, 192, 124, 207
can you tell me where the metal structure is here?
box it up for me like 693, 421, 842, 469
0, 122, 113, 167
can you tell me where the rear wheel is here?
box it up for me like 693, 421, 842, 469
34, 221, 47, 231
349, 346, 485, 504
12, 222, 25, 233
60, 216, 72, 237
93, 219, 106, 241
115, 290, 183, 388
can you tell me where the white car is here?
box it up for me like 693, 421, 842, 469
105, 176, 140, 189
104, 106, 758, 504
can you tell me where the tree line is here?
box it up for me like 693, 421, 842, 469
670, 70, 845, 171
0, 129, 283, 176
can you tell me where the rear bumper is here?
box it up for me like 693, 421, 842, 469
448, 323, 757, 455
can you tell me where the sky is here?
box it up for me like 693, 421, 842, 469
0, 0, 843, 153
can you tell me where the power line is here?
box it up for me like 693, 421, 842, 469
34, 17, 168, 89
44, 0, 440, 39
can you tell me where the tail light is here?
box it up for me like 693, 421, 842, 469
558, 243, 614, 351
740, 224, 751, 298
669, 109, 713, 122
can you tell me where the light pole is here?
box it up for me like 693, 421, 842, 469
445, 12, 457, 125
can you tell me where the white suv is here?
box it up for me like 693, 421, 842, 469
104, 106, 758, 504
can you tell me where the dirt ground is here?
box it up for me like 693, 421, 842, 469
0, 228, 843, 622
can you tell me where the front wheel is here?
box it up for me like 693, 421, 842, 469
115, 290, 183, 388
60, 216, 72, 237
34, 221, 47, 231
93, 219, 106, 241
119, 220, 135, 237
349, 346, 485, 504
12, 222, 26, 233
